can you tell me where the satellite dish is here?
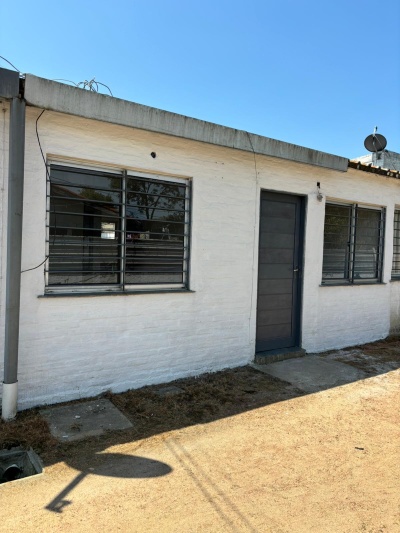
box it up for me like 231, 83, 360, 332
364, 133, 387, 152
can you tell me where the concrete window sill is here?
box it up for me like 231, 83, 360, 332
320, 282, 386, 287
39, 289, 195, 298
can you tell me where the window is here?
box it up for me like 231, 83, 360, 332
392, 209, 400, 279
322, 203, 385, 284
46, 164, 191, 292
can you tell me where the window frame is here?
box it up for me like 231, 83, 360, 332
392, 208, 400, 280
45, 162, 192, 294
322, 201, 385, 285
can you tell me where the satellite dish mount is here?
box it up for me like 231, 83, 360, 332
364, 127, 387, 156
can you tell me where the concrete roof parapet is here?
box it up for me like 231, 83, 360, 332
23, 74, 349, 172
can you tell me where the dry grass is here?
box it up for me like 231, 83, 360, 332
321, 335, 400, 373
356, 335, 400, 360
1, 335, 399, 465
0, 366, 295, 465
0, 411, 58, 454
109, 366, 287, 429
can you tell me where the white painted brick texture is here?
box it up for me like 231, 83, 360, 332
1, 107, 400, 409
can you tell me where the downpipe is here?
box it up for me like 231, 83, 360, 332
2, 94, 26, 421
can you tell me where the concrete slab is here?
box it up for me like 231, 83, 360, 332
252, 355, 368, 393
254, 348, 306, 365
40, 399, 133, 442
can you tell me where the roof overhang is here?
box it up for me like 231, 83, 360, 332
19, 73, 349, 172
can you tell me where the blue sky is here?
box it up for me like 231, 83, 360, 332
1, 0, 399, 158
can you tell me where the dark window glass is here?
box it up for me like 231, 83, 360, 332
51, 166, 122, 191
353, 209, 381, 279
392, 210, 400, 278
51, 184, 121, 206
47, 166, 190, 289
322, 203, 384, 284
124, 177, 188, 286
322, 205, 351, 280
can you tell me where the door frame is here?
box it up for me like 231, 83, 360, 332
255, 190, 306, 354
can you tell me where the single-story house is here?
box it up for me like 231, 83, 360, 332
1, 69, 400, 411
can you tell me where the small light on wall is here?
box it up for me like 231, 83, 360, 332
317, 182, 323, 202
150, 152, 156, 159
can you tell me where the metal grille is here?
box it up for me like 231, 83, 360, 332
46, 165, 191, 290
322, 203, 385, 284
392, 209, 400, 278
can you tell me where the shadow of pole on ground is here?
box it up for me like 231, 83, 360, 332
45, 453, 172, 513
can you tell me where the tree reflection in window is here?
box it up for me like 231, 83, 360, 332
47, 165, 190, 289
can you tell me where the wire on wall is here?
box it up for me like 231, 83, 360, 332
19, 76, 113, 274
35, 110, 50, 179
246, 131, 259, 345
21, 109, 52, 273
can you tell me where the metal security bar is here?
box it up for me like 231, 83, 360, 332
392, 209, 400, 279
46, 164, 191, 291
322, 203, 385, 284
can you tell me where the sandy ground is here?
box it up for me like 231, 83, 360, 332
1, 368, 399, 533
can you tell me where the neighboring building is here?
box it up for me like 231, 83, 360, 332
1, 71, 400, 410
354, 150, 400, 171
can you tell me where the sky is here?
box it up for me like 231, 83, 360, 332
1, 0, 399, 159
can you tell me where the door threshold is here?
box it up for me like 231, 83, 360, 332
254, 347, 306, 365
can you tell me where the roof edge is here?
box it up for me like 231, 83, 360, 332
349, 160, 400, 179
24, 74, 348, 172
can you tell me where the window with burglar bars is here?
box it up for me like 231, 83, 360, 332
322, 203, 385, 284
46, 164, 191, 291
392, 209, 400, 279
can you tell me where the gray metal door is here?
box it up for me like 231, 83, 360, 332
256, 191, 304, 353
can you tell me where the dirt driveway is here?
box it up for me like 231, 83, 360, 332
1, 339, 400, 532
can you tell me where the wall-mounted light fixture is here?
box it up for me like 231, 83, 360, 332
317, 182, 323, 202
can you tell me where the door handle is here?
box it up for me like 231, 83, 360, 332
293, 268, 299, 272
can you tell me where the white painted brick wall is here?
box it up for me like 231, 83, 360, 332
1, 106, 400, 410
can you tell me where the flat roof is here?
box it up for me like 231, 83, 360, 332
22, 73, 349, 172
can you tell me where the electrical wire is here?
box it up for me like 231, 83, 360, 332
52, 76, 113, 96
21, 75, 112, 275
52, 79, 79, 87
95, 81, 113, 97
0, 55, 20, 72
246, 131, 259, 344
21, 256, 48, 273
21, 109, 52, 273
77, 78, 113, 96
35, 110, 50, 179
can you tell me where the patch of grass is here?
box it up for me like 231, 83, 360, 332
110, 369, 247, 427
0, 411, 57, 454
356, 335, 400, 361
